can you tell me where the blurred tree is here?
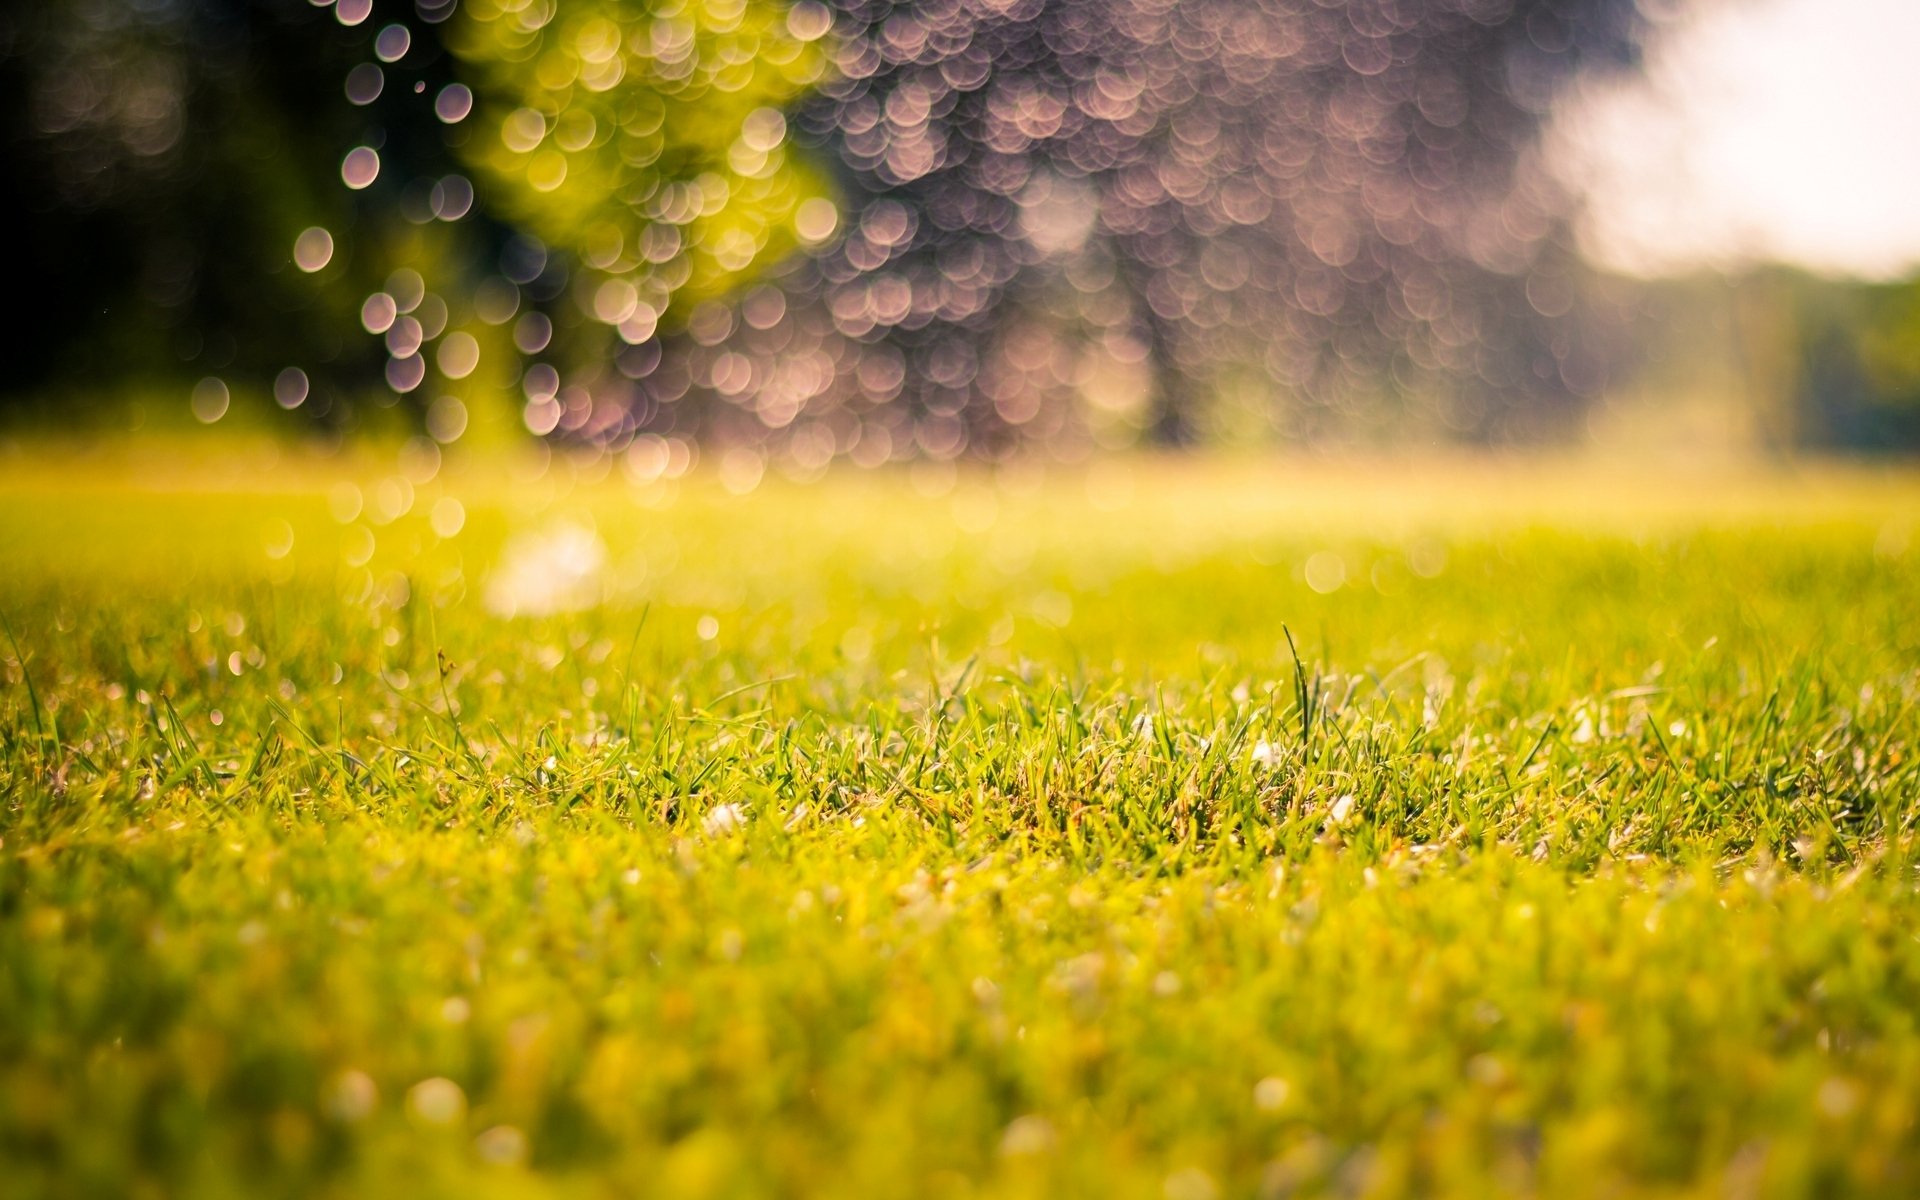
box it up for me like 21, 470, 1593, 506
1779, 273, 1920, 450
446, 0, 834, 438
0, 2, 397, 422
753, 0, 1653, 455
0, 0, 833, 442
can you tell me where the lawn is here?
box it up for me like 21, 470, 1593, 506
2, 440, 1918, 1198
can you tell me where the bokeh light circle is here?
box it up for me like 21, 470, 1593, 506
191, 377, 230, 424
360, 293, 398, 335
437, 331, 480, 379
292, 227, 334, 273
795, 197, 839, 243
426, 396, 469, 444
341, 147, 380, 190
787, 1, 831, 41
344, 63, 383, 105
434, 84, 473, 124
274, 367, 310, 409
374, 24, 411, 63
385, 353, 426, 393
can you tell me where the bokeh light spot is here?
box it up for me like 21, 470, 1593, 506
787, 1, 831, 42
361, 293, 398, 335
344, 64, 384, 106
341, 146, 381, 190
426, 395, 469, 444
386, 353, 427, 393
274, 367, 310, 409
374, 24, 412, 64
430, 176, 474, 221
434, 84, 474, 124
191, 377, 230, 424
437, 331, 480, 379
796, 197, 839, 243
430, 496, 466, 538
292, 227, 334, 273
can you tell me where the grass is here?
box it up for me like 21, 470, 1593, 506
2, 439, 1919, 1199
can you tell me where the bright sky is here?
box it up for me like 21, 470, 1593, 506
1547, 0, 1920, 280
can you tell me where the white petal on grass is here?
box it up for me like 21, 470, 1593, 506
702, 803, 747, 836
323, 1069, 378, 1122
1253, 1076, 1290, 1111
1164, 1167, 1219, 1200
998, 1114, 1055, 1157
406, 1077, 466, 1126
474, 1124, 529, 1165
483, 523, 608, 618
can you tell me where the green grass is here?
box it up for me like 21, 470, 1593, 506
3, 441, 1919, 1199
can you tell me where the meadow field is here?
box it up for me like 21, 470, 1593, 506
2, 440, 1919, 1199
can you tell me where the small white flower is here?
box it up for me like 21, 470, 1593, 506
999, 1115, 1056, 1157
474, 1124, 529, 1165
702, 803, 747, 836
323, 1069, 378, 1123
1253, 1076, 1290, 1111
1570, 710, 1596, 744
1327, 793, 1357, 825
406, 1077, 467, 1126
1251, 739, 1277, 767
1164, 1166, 1219, 1200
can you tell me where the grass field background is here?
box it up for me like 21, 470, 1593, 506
3, 440, 1919, 1198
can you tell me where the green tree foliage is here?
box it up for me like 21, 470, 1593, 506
0, 0, 839, 433
450, 0, 837, 344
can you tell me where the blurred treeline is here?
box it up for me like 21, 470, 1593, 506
3, 0, 1916, 455
1622, 271, 1920, 454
